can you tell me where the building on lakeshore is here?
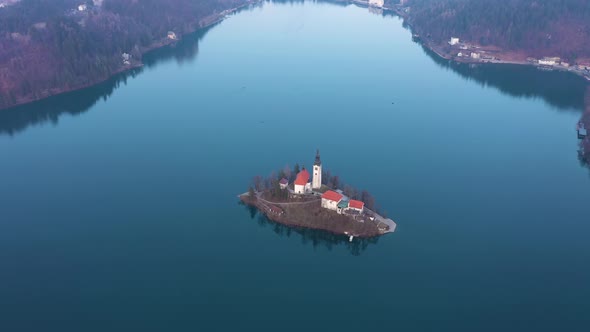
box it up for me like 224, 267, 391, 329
539, 57, 561, 66
449, 37, 460, 46
471, 52, 481, 59
369, 0, 384, 8
321, 190, 344, 211
348, 200, 365, 213
337, 199, 349, 214
294, 168, 311, 194
312, 150, 322, 190
168, 31, 178, 40
279, 178, 289, 190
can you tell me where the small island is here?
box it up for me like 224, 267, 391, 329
239, 150, 396, 239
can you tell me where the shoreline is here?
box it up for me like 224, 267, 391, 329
239, 193, 395, 239
380, 4, 590, 83
0, 0, 261, 112
3, 0, 589, 111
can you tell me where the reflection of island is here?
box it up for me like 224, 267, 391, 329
0, 26, 213, 136
239, 201, 380, 256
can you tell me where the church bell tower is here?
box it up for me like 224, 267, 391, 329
312, 149, 322, 190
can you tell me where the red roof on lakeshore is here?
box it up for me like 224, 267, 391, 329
348, 200, 365, 209
321, 190, 343, 202
294, 169, 310, 186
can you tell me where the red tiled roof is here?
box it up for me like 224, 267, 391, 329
294, 169, 310, 186
349, 200, 364, 209
321, 190, 343, 202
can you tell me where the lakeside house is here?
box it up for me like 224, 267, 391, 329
348, 200, 365, 213
368, 0, 384, 8
538, 57, 561, 66
321, 190, 366, 215
121, 53, 131, 66
449, 37, 460, 46
168, 31, 178, 40
322, 190, 344, 211
471, 52, 481, 59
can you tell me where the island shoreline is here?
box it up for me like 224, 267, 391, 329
239, 194, 387, 239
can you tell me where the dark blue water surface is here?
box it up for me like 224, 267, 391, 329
1, 2, 590, 331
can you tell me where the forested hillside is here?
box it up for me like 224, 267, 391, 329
402, 0, 590, 62
0, 0, 244, 109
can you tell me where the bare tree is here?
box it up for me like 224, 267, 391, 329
252, 175, 263, 192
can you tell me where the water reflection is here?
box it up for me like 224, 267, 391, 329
417, 44, 590, 172
420, 46, 588, 111
0, 22, 217, 137
239, 201, 379, 256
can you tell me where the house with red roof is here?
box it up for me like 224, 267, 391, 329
293, 168, 311, 194
321, 190, 343, 211
348, 199, 365, 213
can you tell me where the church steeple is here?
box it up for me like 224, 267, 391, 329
314, 149, 322, 166
312, 149, 322, 190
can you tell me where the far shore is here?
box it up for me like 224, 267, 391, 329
377, 2, 590, 83
3, 0, 589, 111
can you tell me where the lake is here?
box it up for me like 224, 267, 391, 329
1, 1, 589, 331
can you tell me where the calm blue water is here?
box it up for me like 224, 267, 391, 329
1, 1, 590, 331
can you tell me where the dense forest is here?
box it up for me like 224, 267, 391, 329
400, 0, 590, 62
0, 0, 245, 109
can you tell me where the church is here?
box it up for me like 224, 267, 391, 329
293, 150, 322, 194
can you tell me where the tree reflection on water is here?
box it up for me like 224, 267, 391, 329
239, 201, 380, 256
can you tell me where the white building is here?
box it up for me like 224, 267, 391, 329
539, 57, 560, 66
348, 200, 365, 213
471, 52, 480, 59
321, 190, 343, 211
168, 31, 178, 40
293, 168, 311, 194
279, 178, 288, 190
78, 4, 87, 11
449, 37, 460, 46
312, 150, 322, 190
369, 0, 384, 8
